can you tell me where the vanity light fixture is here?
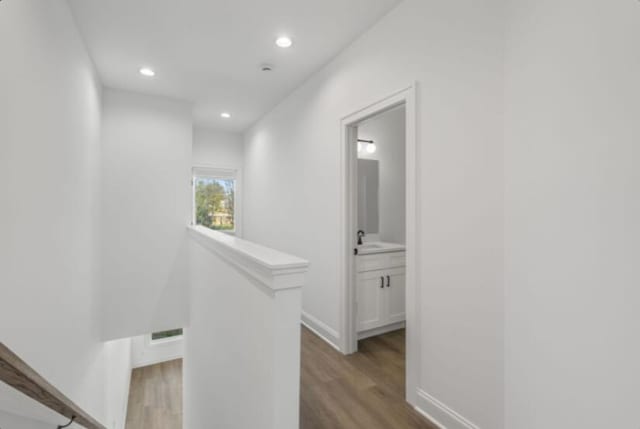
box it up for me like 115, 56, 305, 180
358, 139, 376, 154
220, 112, 232, 119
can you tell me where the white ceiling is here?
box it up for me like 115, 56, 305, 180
68, 0, 401, 132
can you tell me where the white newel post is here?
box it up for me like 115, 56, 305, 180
272, 283, 303, 428
186, 226, 308, 429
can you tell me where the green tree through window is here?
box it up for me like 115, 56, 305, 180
194, 177, 235, 231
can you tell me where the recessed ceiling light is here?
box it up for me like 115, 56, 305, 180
139, 67, 155, 77
220, 112, 232, 119
275, 36, 293, 48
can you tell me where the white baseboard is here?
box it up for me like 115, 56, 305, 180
415, 389, 480, 429
357, 321, 405, 340
301, 311, 341, 351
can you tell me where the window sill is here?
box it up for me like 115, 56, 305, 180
149, 335, 184, 346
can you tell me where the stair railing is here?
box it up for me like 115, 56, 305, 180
0, 343, 107, 429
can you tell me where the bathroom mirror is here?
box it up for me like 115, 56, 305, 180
357, 159, 379, 234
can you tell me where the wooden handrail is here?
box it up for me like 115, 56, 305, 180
0, 342, 107, 429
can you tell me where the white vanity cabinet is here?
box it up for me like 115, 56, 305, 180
356, 250, 406, 337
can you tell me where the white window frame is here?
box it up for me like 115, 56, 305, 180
191, 165, 242, 236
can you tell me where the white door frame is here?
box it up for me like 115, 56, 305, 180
338, 83, 420, 405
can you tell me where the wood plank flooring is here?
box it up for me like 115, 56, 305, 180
125, 359, 182, 429
301, 327, 437, 429
124, 329, 435, 429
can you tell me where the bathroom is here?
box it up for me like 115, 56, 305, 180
354, 104, 407, 343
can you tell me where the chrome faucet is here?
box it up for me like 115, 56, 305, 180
357, 230, 365, 245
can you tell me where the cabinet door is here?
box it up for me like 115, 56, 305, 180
385, 267, 406, 324
356, 270, 386, 331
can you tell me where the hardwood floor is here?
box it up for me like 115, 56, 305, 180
124, 329, 435, 429
125, 359, 182, 429
300, 327, 437, 429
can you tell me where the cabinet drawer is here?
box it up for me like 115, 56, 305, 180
388, 253, 406, 269
357, 251, 405, 272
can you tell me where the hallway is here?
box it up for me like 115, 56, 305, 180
300, 327, 436, 429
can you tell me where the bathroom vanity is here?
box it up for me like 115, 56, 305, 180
356, 242, 406, 339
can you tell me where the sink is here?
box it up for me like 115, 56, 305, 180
357, 241, 405, 255
359, 243, 383, 250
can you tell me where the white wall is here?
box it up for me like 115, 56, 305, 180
0, 410, 53, 429
101, 89, 192, 341
357, 106, 406, 244
504, 1, 640, 428
131, 335, 184, 368
0, 1, 130, 427
193, 127, 244, 168
0, 383, 70, 429
243, 0, 505, 427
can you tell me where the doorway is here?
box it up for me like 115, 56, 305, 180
339, 85, 419, 406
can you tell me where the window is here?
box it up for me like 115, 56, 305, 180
151, 329, 183, 341
192, 167, 239, 234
